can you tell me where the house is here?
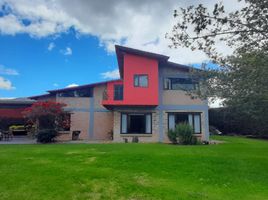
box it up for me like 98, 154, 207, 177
0, 98, 35, 135
30, 45, 209, 142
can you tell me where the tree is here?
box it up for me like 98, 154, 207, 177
167, 0, 268, 135
23, 101, 70, 142
167, 0, 268, 63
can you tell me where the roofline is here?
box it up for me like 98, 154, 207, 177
28, 93, 53, 100
0, 99, 35, 105
115, 45, 169, 78
47, 79, 121, 93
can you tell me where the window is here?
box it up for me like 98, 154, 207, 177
58, 88, 93, 97
134, 75, 148, 87
121, 113, 152, 134
114, 84, 123, 100
164, 78, 198, 91
168, 112, 201, 134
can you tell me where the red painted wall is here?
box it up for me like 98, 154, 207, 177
103, 53, 159, 106
123, 54, 158, 105
0, 108, 26, 118
102, 80, 124, 105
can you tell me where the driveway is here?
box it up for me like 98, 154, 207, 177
0, 136, 36, 144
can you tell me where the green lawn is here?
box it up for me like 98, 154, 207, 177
0, 136, 268, 200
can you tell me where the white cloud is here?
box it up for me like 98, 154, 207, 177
0, 76, 15, 90
208, 97, 225, 108
101, 69, 120, 79
48, 42, 55, 51
66, 83, 79, 88
0, 65, 19, 75
53, 83, 59, 87
0, 0, 245, 63
60, 47, 72, 56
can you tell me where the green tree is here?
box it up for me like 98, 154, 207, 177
167, 0, 268, 135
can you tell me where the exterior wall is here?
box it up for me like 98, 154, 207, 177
113, 110, 160, 143
56, 96, 91, 140
123, 54, 159, 105
94, 84, 107, 109
56, 97, 90, 109
55, 86, 114, 141
93, 112, 113, 140
161, 66, 206, 105
162, 90, 204, 105
102, 80, 124, 105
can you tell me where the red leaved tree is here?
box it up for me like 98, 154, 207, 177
23, 101, 70, 131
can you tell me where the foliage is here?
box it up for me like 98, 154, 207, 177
167, 1, 268, 135
210, 107, 268, 136
36, 129, 57, 143
167, 0, 268, 62
168, 123, 197, 145
167, 128, 177, 144
23, 101, 70, 132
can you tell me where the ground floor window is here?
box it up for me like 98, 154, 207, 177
121, 113, 152, 134
168, 112, 201, 134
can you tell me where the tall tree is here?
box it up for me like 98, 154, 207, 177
167, 0, 268, 134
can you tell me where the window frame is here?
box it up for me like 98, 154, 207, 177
163, 77, 198, 91
167, 112, 202, 134
113, 84, 124, 100
134, 74, 149, 88
120, 112, 152, 134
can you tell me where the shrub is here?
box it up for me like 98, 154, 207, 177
168, 123, 197, 145
167, 129, 177, 144
36, 129, 57, 143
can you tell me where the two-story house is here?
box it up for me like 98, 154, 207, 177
30, 45, 209, 142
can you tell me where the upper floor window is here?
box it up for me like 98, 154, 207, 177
114, 84, 123, 100
164, 78, 198, 91
134, 74, 148, 87
58, 88, 93, 97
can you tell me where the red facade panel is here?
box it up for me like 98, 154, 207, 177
0, 108, 26, 118
102, 53, 159, 106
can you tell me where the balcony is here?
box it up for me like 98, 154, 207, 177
102, 85, 124, 107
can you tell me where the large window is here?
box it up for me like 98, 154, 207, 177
121, 113, 152, 134
114, 84, 123, 100
164, 78, 198, 91
134, 75, 148, 87
58, 88, 93, 97
168, 112, 201, 134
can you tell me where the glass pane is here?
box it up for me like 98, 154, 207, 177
134, 75, 139, 86
168, 114, 175, 130
194, 114, 201, 133
114, 85, 123, 100
139, 75, 148, 87
188, 114, 193, 127
121, 114, 127, 133
145, 114, 151, 133
171, 78, 196, 90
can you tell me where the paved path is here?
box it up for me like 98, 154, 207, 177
0, 136, 36, 144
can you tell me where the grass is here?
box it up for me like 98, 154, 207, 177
0, 136, 268, 200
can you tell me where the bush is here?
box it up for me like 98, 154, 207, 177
167, 123, 197, 145
36, 129, 57, 143
167, 129, 177, 144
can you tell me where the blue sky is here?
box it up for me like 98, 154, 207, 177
0, 31, 119, 98
0, 0, 237, 99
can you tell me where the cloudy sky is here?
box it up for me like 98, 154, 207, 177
0, 0, 241, 98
